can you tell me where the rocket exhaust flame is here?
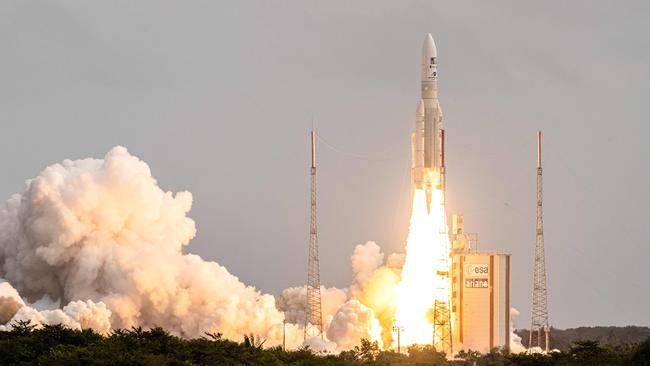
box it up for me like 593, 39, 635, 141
394, 188, 451, 350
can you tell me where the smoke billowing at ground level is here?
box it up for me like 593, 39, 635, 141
0, 147, 298, 346
0, 147, 523, 353
0, 147, 401, 351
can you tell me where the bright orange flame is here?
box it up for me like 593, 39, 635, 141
393, 188, 451, 348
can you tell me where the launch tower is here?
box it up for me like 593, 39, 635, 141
305, 130, 324, 340
529, 130, 550, 352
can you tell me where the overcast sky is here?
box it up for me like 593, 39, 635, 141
0, 0, 648, 329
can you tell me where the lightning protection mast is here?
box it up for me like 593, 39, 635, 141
305, 130, 323, 340
529, 130, 550, 353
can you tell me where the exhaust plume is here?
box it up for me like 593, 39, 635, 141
393, 188, 451, 348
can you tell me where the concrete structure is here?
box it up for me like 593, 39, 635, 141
450, 214, 511, 353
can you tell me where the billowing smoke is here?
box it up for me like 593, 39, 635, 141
326, 300, 383, 350
350, 241, 385, 291
4, 301, 111, 334
0, 281, 25, 324
0, 280, 111, 332
0, 146, 408, 351
348, 242, 402, 346
509, 308, 527, 353
276, 242, 404, 350
0, 297, 22, 325
277, 285, 347, 331
0, 147, 303, 347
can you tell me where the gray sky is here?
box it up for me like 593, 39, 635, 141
0, 0, 648, 329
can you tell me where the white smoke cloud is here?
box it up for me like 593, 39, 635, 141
326, 299, 383, 350
0, 281, 24, 306
278, 243, 403, 350
350, 241, 385, 293
0, 280, 110, 331
277, 285, 348, 331
0, 146, 411, 352
509, 307, 526, 353
347, 242, 402, 347
0, 296, 22, 325
0, 300, 112, 333
0, 281, 25, 324
0, 147, 302, 347
276, 242, 403, 350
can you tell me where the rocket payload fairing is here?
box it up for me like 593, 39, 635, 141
412, 33, 445, 209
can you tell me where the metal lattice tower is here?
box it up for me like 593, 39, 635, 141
433, 299, 453, 355
304, 130, 323, 340
529, 130, 550, 352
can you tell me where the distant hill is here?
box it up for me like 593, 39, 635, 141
515, 326, 650, 351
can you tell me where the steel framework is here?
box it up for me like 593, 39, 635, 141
529, 130, 550, 352
433, 299, 453, 355
305, 130, 323, 340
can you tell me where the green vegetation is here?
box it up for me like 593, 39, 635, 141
515, 326, 650, 351
0, 321, 649, 365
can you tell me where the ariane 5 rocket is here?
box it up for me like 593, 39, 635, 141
412, 33, 445, 209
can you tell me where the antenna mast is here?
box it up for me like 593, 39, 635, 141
305, 130, 323, 340
529, 130, 550, 352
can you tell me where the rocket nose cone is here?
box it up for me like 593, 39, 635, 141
422, 33, 437, 58
421, 33, 437, 81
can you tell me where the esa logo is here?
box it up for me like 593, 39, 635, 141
465, 264, 489, 277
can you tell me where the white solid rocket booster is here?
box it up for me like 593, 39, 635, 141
413, 33, 444, 201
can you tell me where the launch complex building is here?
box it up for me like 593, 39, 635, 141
450, 215, 511, 353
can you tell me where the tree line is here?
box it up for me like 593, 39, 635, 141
0, 321, 648, 365
515, 326, 650, 351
